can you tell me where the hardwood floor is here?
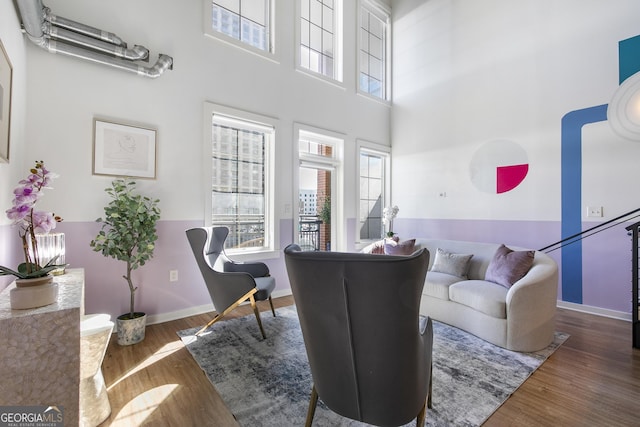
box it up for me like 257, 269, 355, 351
100, 297, 640, 426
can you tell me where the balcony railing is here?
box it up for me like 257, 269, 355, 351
299, 216, 322, 251
212, 215, 323, 251
214, 216, 265, 249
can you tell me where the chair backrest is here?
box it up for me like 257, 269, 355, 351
284, 245, 432, 426
202, 226, 231, 271
186, 227, 255, 312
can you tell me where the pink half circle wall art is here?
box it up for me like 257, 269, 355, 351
469, 140, 529, 194
497, 163, 529, 194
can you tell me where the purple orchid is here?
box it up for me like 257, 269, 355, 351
1, 161, 64, 279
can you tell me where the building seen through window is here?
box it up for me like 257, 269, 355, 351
211, 114, 273, 249
210, 0, 271, 52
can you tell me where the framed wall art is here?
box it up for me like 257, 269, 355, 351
0, 39, 13, 163
93, 119, 157, 179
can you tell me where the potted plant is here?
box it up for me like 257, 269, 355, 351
90, 178, 160, 345
383, 205, 399, 238
1, 161, 64, 284
318, 195, 331, 251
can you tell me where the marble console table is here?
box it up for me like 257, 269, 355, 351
0, 268, 84, 426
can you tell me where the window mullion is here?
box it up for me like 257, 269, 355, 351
359, 0, 389, 100
299, 0, 341, 81
209, 0, 271, 54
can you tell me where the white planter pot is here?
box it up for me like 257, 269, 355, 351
10, 275, 58, 309
116, 312, 147, 346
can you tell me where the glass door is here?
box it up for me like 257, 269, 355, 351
298, 165, 333, 251
295, 127, 343, 251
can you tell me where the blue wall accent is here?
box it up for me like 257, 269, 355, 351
560, 104, 608, 303
619, 35, 640, 84
559, 34, 640, 304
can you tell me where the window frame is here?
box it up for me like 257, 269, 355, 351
357, 139, 391, 245
357, 0, 391, 103
296, 0, 344, 85
203, 102, 278, 260
203, 0, 278, 62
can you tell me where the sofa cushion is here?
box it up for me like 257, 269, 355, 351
485, 244, 535, 288
430, 248, 474, 278
423, 271, 461, 300
384, 238, 416, 255
449, 280, 508, 319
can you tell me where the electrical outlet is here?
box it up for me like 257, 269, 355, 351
169, 270, 178, 282
587, 206, 603, 218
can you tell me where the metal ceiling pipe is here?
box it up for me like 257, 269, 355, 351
15, 0, 173, 78
47, 24, 149, 61
16, 0, 46, 45
48, 40, 173, 79
142, 54, 174, 78
45, 13, 126, 47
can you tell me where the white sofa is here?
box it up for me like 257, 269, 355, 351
413, 238, 558, 352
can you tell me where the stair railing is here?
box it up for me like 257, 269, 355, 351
539, 208, 640, 253
626, 220, 640, 349
538, 207, 640, 349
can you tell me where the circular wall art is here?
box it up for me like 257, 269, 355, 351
469, 140, 529, 194
608, 71, 640, 141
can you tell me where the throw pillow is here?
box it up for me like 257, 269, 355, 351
384, 238, 416, 255
370, 240, 385, 254
366, 236, 399, 254
430, 248, 474, 278
485, 244, 535, 288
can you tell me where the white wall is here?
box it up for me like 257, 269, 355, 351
391, 0, 640, 314
13, 0, 637, 316
392, 0, 640, 221
3, 0, 391, 318
24, 0, 390, 223
0, 1, 29, 288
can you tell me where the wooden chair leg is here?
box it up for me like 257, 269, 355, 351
305, 385, 319, 427
268, 296, 276, 316
195, 289, 259, 336
428, 362, 433, 409
195, 313, 224, 337
416, 401, 427, 426
250, 294, 267, 339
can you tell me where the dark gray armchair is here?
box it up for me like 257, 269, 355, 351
186, 227, 276, 338
284, 244, 433, 427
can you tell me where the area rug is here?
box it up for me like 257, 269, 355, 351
177, 306, 568, 426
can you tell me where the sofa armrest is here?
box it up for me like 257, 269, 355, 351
504, 253, 558, 351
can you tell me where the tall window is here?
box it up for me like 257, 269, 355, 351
299, 0, 343, 81
207, 109, 274, 252
358, 145, 390, 241
207, 0, 272, 53
359, 0, 390, 100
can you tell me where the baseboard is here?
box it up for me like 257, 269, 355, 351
146, 303, 214, 326
557, 300, 632, 322
147, 292, 629, 326
146, 288, 293, 326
